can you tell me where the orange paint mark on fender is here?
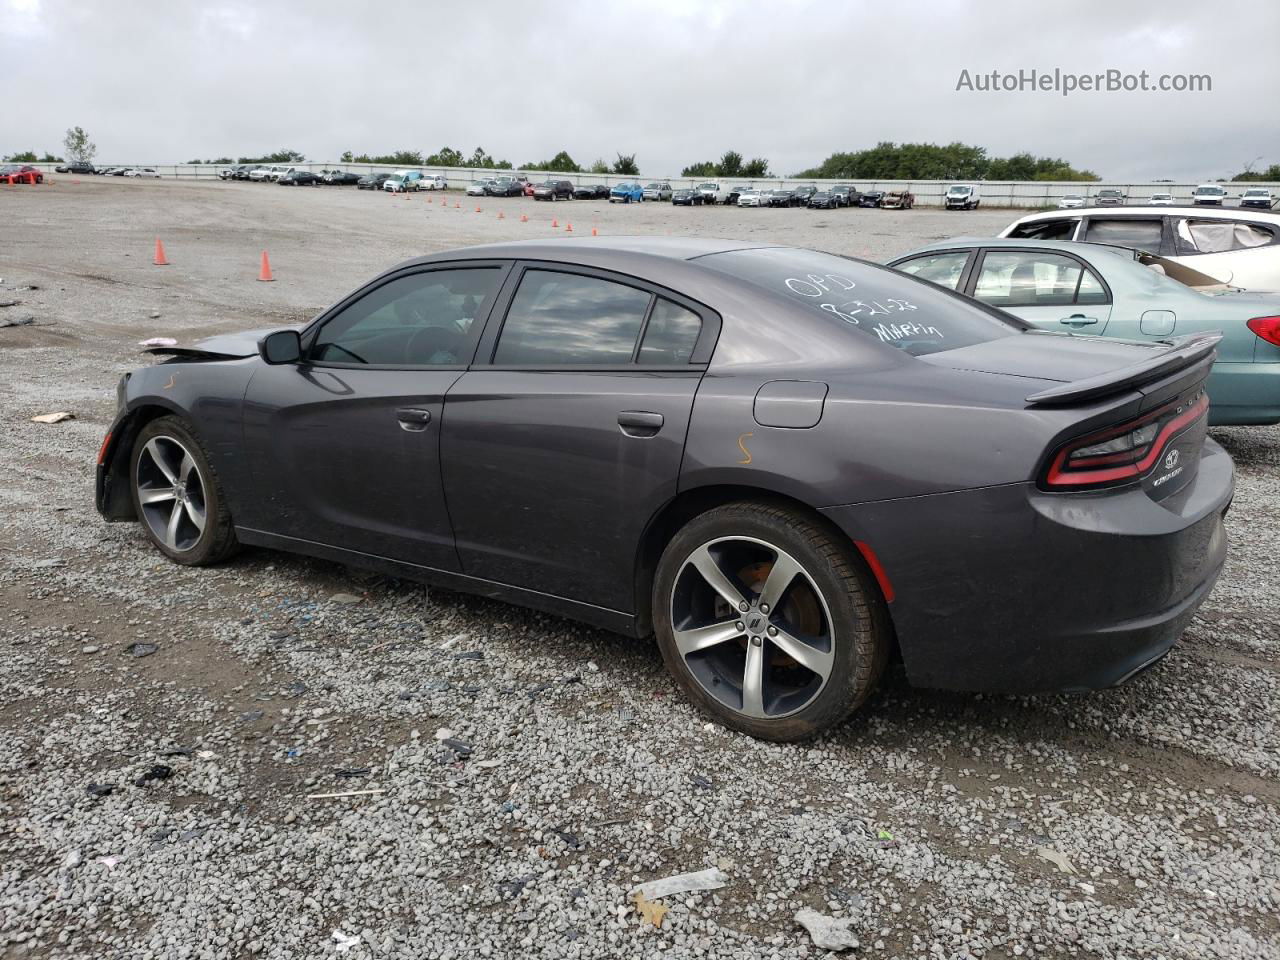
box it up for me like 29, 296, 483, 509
737, 432, 753, 465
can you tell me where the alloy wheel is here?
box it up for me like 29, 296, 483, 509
670, 536, 835, 719
135, 436, 208, 553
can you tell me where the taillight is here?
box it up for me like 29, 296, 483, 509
1247, 316, 1280, 347
1043, 390, 1208, 489
96, 431, 113, 466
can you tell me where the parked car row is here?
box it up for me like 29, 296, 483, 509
1055, 185, 1276, 210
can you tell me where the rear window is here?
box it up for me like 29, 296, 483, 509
702, 247, 1018, 356
1007, 218, 1078, 241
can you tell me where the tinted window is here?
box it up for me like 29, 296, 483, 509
638, 299, 701, 364
702, 247, 1018, 356
974, 252, 1090, 307
1007, 218, 1077, 241
494, 270, 652, 365
1083, 218, 1163, 249
895, 252, 970, 290
311, 268, 500, 366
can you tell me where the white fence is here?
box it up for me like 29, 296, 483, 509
30, 162, 1279, 209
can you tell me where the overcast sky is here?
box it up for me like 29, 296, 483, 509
4, 0, 1277, 180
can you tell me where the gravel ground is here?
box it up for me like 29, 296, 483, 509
1, 178, 1278, 960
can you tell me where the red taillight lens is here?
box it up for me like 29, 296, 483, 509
1247, 316, 1280, 347
96, 431, 113, 466
1044, 391, 1208, 489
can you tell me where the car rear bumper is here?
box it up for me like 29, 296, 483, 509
819, 437, 1233, 694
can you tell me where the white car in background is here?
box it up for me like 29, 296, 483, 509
421, 175, 447, 191
736, 188, 768, 207
1241, 188, 1275, 210
466, 179, 494, 197
249, 165, 284, 182
124, 168, 161, 178
1058, 195, 1085, 209
944, 183, 980, 210
1148, 193, 1175, 206
1192, 183, 1228, 206
695, 182, 730, 204
999, 205, 1280, 291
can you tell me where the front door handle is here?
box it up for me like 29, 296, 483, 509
396, 407, 432, 432
618, 410, 664, 438
1059, 314, 1098, 326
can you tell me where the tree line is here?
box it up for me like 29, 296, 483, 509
793, 142, 1100, 181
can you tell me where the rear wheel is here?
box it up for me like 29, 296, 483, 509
130, 416, 238, 566
653, 502, 888, 741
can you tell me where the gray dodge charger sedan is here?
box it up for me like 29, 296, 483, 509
96, 237, 1233, 741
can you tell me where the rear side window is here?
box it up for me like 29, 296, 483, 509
494, 270, 652, 365
1176, 219, 1274, 253
894, 252, 970, 290
1083, 218, 1163, 249
638, 299, 701, 364
974, 252, 1105, 308
701, 247, 1018, 356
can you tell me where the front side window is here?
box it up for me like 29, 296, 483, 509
494, 270, 652, 365
974, 252, 1094, 308
895, 251, 970, 290
311, 268, 501, 366
1083, 217, 1163, 249
1007, 218, 1077, 241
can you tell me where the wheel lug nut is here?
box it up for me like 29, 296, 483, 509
735, 621, 744, 632
738, 601, 749, 612
767, 625, 778, 637
760, 603, 770, 613
750, 636, 762, 646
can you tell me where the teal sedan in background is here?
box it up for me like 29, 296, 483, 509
889, 238, 1280, 425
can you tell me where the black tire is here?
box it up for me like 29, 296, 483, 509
652, 501, 888, 741
129, 415, 238, 566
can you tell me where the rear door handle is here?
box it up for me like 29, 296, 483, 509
396, 407, 433, 431
1059, 315, 1098, 326
618, 410, 664, 437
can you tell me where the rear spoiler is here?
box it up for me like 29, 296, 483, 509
1025, 332, 1221, 406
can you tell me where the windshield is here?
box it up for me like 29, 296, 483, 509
702, 247, 1019, 356
948, 186, 971, 195
1245, 189, 1269, 197
1196, 186, 1225, 195
1099, 190, 1121, 196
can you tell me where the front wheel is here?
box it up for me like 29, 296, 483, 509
130, 416, 239, 566
653, 501, 888, 741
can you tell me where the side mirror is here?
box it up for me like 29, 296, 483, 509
259, 329, 302, 365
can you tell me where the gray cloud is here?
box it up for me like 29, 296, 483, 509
4, 0, 1277, 180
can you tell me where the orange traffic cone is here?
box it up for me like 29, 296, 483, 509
474, 206, 481, 213
565, 223, 573, 232
153, 238, 169, 266
257, 250, 274, 282
551, 218, 559, 228
591, 227, 598, 236
497, 210, 505, 219
427, 197, 432, 203
454, 201, 460, 209
520, 214, 528, 223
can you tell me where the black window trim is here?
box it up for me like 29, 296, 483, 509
474, 260, 722, 372
966, 247, 1113, 307
297, 259, 513, 371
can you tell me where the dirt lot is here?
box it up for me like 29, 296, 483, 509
1, 178, 1278, 960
